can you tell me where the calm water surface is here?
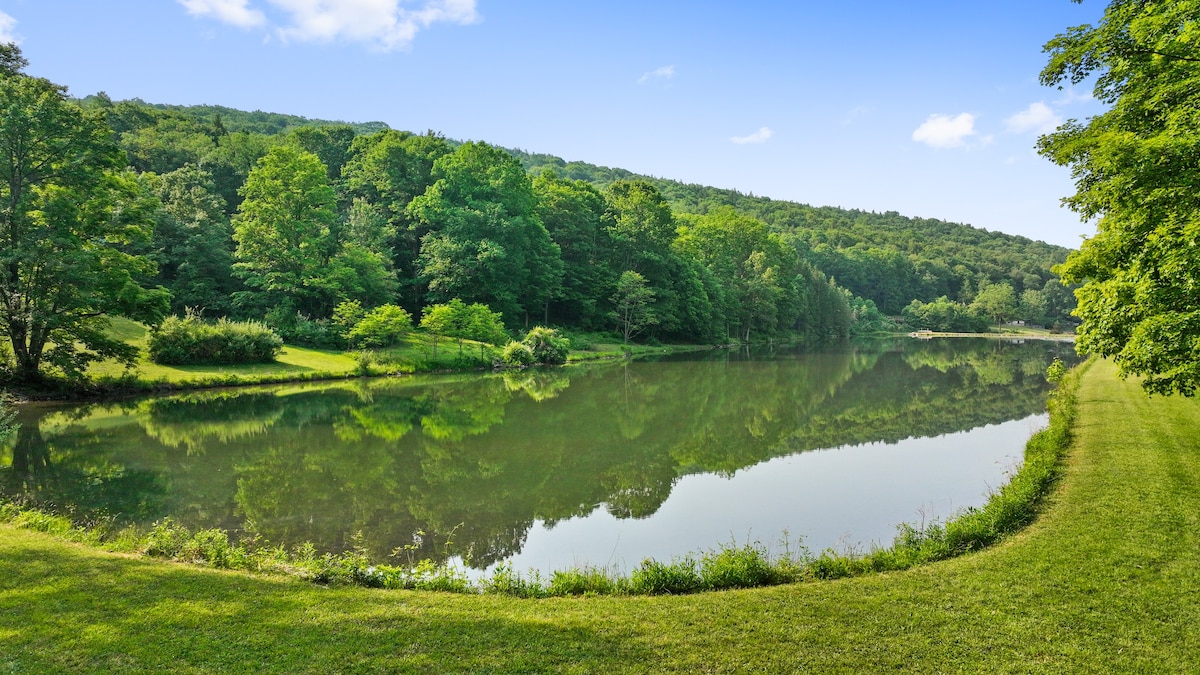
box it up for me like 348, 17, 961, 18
1, 338, 1075, 572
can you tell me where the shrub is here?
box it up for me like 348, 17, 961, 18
285, 315, 341, 349
501, 341, 535, 367
148, 313, 283, 365
348, 304, 413, 348
332, 300, 366, 341
522, 326, 570, 364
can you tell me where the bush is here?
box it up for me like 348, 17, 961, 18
501, 341, 535, 367
285, 315, 341, 349
522, 326, 570, 364
148, 313, 283, 365
348, 304, 413, 348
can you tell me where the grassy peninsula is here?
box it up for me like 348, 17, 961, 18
2, 358, 1197, 672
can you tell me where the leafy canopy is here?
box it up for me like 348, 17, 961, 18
0, 45, 168, 380
1040, 0, 1200, 395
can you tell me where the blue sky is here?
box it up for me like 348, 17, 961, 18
3, 1, 1105, 248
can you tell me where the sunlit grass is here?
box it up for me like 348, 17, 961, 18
81, 317, 701, 391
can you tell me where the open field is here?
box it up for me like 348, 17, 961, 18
1, 358, 1198, 672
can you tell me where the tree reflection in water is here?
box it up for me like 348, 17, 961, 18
0, 339, 1077, 568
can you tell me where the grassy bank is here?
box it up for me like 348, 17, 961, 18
59, 319, 706, 397
2, 358, 1198, 671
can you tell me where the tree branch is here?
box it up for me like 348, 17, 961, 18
1122, 47, 1200, 64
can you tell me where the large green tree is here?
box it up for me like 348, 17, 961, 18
233, 145, 394, 319
342, 130, 451, 310
142, 165, 239, 316
1040, 0, 1200, 395
675, 207, 794, 341
0, 45, 169, 380
532, 171, 615, 328
410, 142, 562, 326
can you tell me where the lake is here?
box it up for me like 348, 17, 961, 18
0, 337, 1075, 574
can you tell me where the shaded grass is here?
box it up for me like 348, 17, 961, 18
3, 358, 1199, 671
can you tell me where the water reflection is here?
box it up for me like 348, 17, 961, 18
0, 338, 1076, 568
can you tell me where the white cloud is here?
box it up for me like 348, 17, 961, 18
0, 10, 20, 43
912, 113, 977, 149
638, 65, 675, 84
178, 0, 478, 50
1004, 101, 1062, 135
178, 0, 266, 28
730, 127, 773, 145
270, 0, 478, 50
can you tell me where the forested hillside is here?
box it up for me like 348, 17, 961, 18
513, 150, 1076, 320
70, 95, 1075, 351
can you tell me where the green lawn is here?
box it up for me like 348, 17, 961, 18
87, 317, 360, 384
83, 318, 696, 390
1, 358, 1198, 672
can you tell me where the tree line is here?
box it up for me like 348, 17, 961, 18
86, 86, 861, 348
0, 41, 1077, 381
513, 150, 1080, 324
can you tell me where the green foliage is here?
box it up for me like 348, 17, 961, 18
501, 341, 535, 367
233, 145, 395, 319
1046, 358, 1067, 385
970, 282, 1018, 326
902, 297, 989, 332
331, 300, 366, 341
699, 541, 782, 590
141, 165, 238, 316
411, 142, 562, 324
232, 145, 340, 314
265, 311, 341, 349
1040, 1, 1200, 395
347, 304, 413, 348
630, 556, 704, 595
521, 326, 570, 364
610, 271, 658, 343
148, 313, 283, 365
515, 148, 1073, 320
0, 49, 170, 381
419, 298, 508, 359
847, 296, 894, 335
533, 171, 616, 328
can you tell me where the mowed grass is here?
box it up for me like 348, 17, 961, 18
2, 358, 1199, 672
87, 317, 359, 383
86, 317, 502, 386
84, 318, 692, 389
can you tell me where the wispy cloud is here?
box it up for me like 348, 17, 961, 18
841, 105, 870, 126
1004, 101, 1062, 135
912, 113, 977, 149
730, 127, 773, 145
178, 0, 265, 28
638, 65, 675, 84
177, 0, 478, 51
0, 10, 21, 43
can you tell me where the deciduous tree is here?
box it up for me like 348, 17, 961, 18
0, 45, 169, 380
1041, 0, 1200, 395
